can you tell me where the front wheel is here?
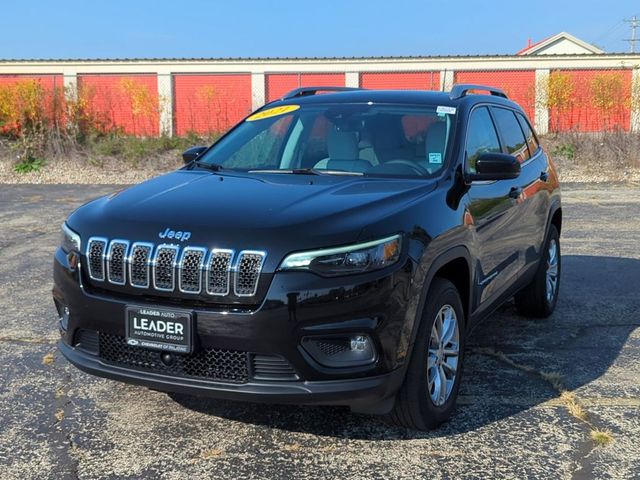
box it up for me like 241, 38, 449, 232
515, 224, 561, 317
385, 278, 465, 430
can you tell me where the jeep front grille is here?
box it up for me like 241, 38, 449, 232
179, 247, 206, 293
85, 239, 266, 299
206, 249, 233, 295
235, 251, 266, 296
87, 238, 107, 281
130, 243, 153, 288
153, 245, 179, 291
106, 240, 128, 285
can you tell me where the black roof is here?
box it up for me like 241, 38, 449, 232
277, 89, 453, 106
272, 88, 522, 110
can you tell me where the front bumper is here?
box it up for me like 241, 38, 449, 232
54, 247, 418, 411
59, 339, 404, 412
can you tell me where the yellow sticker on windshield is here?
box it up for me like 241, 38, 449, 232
246, 105, 300, 121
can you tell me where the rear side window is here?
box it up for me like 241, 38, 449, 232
491, 107, 530, 162
515, 112, 539, 156
465, 107, 501, 173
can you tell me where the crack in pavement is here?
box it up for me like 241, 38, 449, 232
48, 366, 80, 479
0, 228, 59, 257
457, 395, 640, 407
469, 347, 616, 479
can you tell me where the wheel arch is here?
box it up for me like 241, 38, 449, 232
546, 197, 562, 237
409, 246, 473, 350
550, 206, 562, 234
431, 257, 471, 323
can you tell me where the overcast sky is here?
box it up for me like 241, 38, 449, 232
2, 0, 638, 59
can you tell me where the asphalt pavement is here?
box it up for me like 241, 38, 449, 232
0, 183, 638, 479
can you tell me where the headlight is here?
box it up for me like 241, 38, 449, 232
61, 223, 81, 253
279, 234, 401, 276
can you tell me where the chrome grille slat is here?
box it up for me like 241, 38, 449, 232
179, 247, 206, 294
153, 244, 179, 291
86, 237, 107, 281
129, 242, 153, 288
206, 249, 234, 296
106, 240, 129, 285
234, 251, 266, 297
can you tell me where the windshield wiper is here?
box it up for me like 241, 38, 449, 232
248, 168, 363, 176
194, 161, 224, 172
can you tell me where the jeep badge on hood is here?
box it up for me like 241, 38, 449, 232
158, 228, 191, 242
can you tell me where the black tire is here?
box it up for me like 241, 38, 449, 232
515, 224, 561, 318
385, 278, 465, 430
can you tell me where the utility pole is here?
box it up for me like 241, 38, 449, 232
624, 15, 639, 53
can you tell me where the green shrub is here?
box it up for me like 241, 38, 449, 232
14, 156, 46, 173
552, 143, 577, 160
85, 133, 216, 165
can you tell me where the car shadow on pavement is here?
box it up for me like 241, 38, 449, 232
170, 255, 640, 439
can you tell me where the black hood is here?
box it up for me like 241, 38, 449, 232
69, 170, 437, 269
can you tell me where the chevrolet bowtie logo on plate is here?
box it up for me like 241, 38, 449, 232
158, 228, 191, 242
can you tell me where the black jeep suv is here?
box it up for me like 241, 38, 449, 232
55, 84, 561, 430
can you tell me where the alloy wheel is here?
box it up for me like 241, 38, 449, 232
546, 239, 559, 303
427, 304, 460, 406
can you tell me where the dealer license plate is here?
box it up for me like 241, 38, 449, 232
125, 306, 192, 354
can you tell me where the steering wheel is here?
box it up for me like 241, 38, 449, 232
384, 159, 430, 176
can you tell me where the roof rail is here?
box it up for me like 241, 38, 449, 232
281, 86, 362, 100
449, 84, 508, 100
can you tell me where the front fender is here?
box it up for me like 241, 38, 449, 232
396, 224, 475, 369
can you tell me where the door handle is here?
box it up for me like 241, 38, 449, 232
508, 187, 522, 199
540, 171, 549, 182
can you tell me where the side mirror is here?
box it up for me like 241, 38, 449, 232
182, 146, 208, 164
467, 152, 521, 182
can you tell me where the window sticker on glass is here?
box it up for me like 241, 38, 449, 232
428, 152, 443, 164
246, 105, 300, 122
436, 106, 456, 115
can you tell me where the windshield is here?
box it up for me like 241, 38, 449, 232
196, 103, 454, 177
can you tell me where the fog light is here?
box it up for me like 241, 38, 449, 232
61, 306, 70, 331
67, 251, 79, 271
54, 300, 69, 334
350, 335, 368, 351
301, 334, 376, 368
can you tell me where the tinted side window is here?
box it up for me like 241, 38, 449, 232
516, 112, 539, 156
492, 107, 530, 162
465, 107, 501, 173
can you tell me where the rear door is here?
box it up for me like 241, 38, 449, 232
515, 111, 550, 260
465, 106, 522, 304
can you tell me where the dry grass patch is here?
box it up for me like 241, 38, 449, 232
471, 346, 613, 446
561, 392, 588, 422
282, 443, 302, 452
199, 448, 224, 460
590, 429, 614, 446
42, 352, 55, 365
54, 409, 65, 422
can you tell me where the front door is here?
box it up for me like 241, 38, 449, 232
490, 106, 545, 274
465, 106, 523, 304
